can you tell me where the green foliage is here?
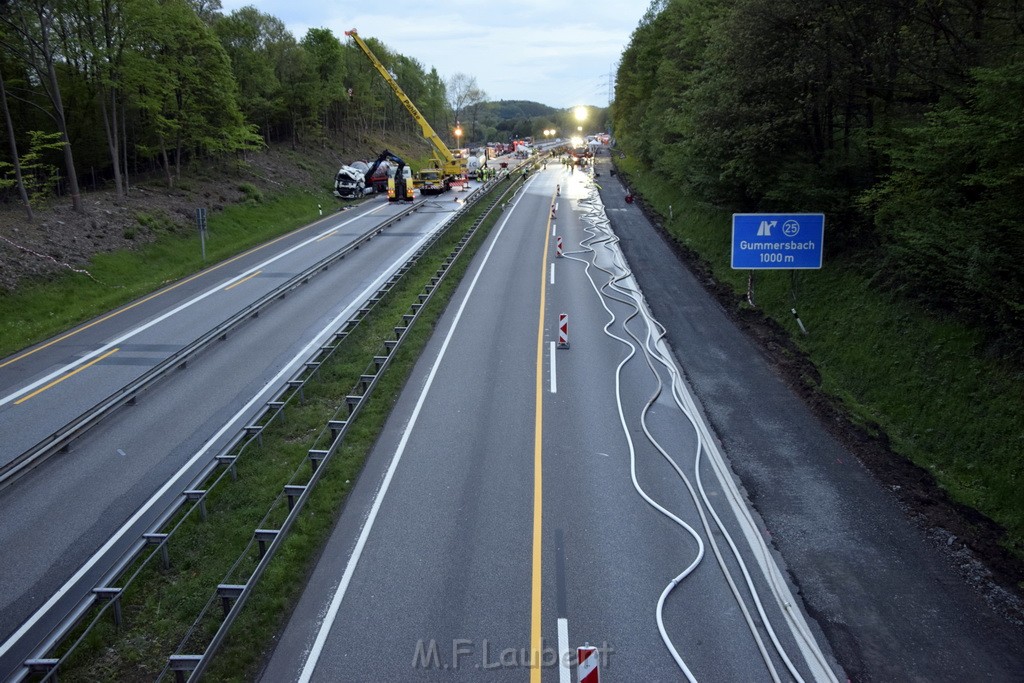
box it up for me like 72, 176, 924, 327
0, 0, 584, 205
134, 210, 176, 233
238, 181, 263, 203
0, 162, 12, 191
7, 130, 67, 204
473, 101, 609, 144
214, 6, 290, 136
613, 0, 1024, 558
486, 100, 559, 119
123, 0, 259, 165
47, 177, 508, 682
614, 0, 1024, 351
618, 156, 1024, 560
865, 63, 1024, 348
0, 184, 334, 359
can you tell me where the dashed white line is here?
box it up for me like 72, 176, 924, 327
550, 341, 557, 394
550, 262, 555, 285
0, 209, 432, 663
558, 617, 571, 683
295, 185, 530, 683
0, 205, 387, 407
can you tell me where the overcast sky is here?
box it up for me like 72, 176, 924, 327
218, 0, 651, 110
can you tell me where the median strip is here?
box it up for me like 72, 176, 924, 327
31, 174, 524, 682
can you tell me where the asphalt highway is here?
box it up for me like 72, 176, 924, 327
1, 197, 413, 465
261, 162, 841, 681
591, 152, 1024, 681
0, 187, 488, 679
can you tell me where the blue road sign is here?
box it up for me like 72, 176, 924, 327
731, 213, 824, 269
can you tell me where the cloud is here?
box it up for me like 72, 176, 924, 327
219, 1, 645, 108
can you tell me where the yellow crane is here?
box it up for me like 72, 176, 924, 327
345, 29, 467, 195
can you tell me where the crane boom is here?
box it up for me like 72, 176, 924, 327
345, 29, 464, 183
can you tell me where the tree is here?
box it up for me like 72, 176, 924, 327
0, 65, 33, 220
0, 0, 85, 211
421, 67, 447, 135
187, 0, 220, 24
445, 72, 484, 143
301, 27, 345, 140
867, 63, 1024, 346
129, 0, 259, 184
214, 6, 287, 142
58, 0, 140, 199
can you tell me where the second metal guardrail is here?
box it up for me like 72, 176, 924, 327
0, 201, 423, 490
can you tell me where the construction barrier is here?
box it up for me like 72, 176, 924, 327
556, 236, 564, 258
577, 645, 599, 683
557, 313, 569, 349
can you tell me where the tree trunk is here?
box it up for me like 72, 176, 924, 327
39, 8, 83, 212
0, 68, 34, 222
98, 85, 124, 199
122, 99, 129, 194
159, 134, 173, 187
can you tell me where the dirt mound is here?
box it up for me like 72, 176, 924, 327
0, 140, 389, 292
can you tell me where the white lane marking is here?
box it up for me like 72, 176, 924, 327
297, 186, 529, 683
552, 223, 556, 236
550, 262, 555, 285
0, 216, 435, 661
598, 207, 835, 681
550, 341, 557, 394
0, 204, 388, 407
558, 617, 571, 683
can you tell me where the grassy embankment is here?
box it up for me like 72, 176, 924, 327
0, 137, 441, 360
615, 155, 1024, 564
0, 187, 335, 361
53, 179, 512, 681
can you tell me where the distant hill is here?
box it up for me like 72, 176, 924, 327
483, 100, 560, 119
466, 100, 608, 144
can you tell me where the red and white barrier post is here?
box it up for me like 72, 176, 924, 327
551, 203, 557, 218
577, 645, 599, 683
556, 235, 564, 258
557, 313, 569, 349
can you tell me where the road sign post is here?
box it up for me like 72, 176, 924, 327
731, 213, 824, 270
732, 213, 823, 330
196, 207, 208, 261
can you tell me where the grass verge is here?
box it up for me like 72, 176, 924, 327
51, 183, 511, 681
0, 185, 336, 360
615, 155, 1024, 562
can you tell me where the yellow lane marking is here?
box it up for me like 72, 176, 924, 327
0, 219, 335, 371
223, 270, 261, 291
14, 348, 120, 405
315, 230, 337, 242
531, 189, 556, 678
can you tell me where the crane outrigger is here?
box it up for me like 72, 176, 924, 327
345, 29, 467, 195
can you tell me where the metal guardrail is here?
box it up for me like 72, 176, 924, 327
0, 201, 423, 490
17, 174, 519, 682
171, 175, 521, 682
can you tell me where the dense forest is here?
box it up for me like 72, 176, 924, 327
0, 0, 458, 210
614, 0, 1024, 355
0, 0, 612, 227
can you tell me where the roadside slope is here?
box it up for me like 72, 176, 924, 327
593, 152, 1024, 681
